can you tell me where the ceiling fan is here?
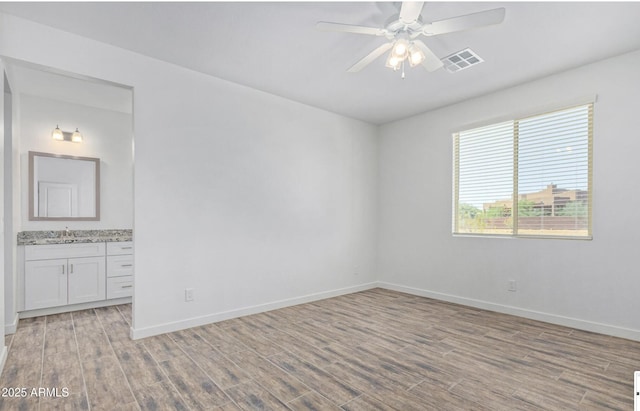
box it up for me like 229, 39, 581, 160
317, 2, 505, 76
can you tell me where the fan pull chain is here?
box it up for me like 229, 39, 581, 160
401, 60, 406, 79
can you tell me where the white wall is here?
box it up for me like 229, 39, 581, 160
3, 72, 16, 334
18, 94, 133, 231
0, 12, 378, 338
0, 61, 8, 370
133, 73, 377, 336
378, 50, 640, 340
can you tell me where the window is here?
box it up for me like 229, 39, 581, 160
453, 104, 593, 239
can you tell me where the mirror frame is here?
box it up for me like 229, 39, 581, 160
28, 151, 101, 221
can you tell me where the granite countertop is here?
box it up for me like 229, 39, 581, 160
17, 229, 132, 246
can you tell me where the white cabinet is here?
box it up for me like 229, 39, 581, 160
24, 243, 106, 310
21, 241, 133, 313
107, 242, 134, 255
106, 241, 133, 299
107, 276, 134, 299
24, 259, 67, 310
68, 257, 106, 305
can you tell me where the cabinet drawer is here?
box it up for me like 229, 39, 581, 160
107, 255, 134, 277
107, 241, 133, 255
25, 243, 106, 261
107, 276, 133, 299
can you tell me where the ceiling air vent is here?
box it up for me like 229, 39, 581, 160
442, 48, 484, 73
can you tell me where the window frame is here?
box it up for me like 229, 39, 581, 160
452, 103, 593, 240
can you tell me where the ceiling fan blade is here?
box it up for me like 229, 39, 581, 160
413, 40, 444, 72
421, 7, 505, 36
347, 42, 394, 73
399, 2, 424, 24
316, 21, 387, 36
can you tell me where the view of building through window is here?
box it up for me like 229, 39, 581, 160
454, 104, 592, 238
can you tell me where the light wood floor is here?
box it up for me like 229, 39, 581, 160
0, 288, 638, 410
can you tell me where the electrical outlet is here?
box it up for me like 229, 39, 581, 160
508, 280, 517, 292
185, 288, 194, 302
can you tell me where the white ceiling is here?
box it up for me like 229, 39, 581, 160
2, 2, 640, 124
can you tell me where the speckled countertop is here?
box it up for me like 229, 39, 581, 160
17, 229, 132, 246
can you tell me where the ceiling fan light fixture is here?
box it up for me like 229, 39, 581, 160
317, 4, 505, 74
391, 39, 409, 59
408, 44, 426, 67
385, 52, 402, 70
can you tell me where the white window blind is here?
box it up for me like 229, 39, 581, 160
453, 104, 593, 238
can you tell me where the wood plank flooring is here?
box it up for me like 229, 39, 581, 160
0, 288, 638, 410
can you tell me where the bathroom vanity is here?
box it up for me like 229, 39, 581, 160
17, 229, 133, 317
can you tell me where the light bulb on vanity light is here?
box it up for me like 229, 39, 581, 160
71, 128, 83, 143
51, 125, 64, 141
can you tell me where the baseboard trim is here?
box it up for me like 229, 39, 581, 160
4, 312, 19, 335
19, 297, 132, 319
130, 282, 378, 340
378, 282, 640, 341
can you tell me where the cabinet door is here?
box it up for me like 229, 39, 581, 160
25, 259, 68, 310
68, 257, 106, 305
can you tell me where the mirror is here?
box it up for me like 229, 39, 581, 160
29, 151, 100, 220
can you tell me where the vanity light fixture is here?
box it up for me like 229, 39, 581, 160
51, 125, 64, 141
51, 125, 83, 143
71, 128, 83, 143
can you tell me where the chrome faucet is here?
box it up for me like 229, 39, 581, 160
62, 226, 71, 239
